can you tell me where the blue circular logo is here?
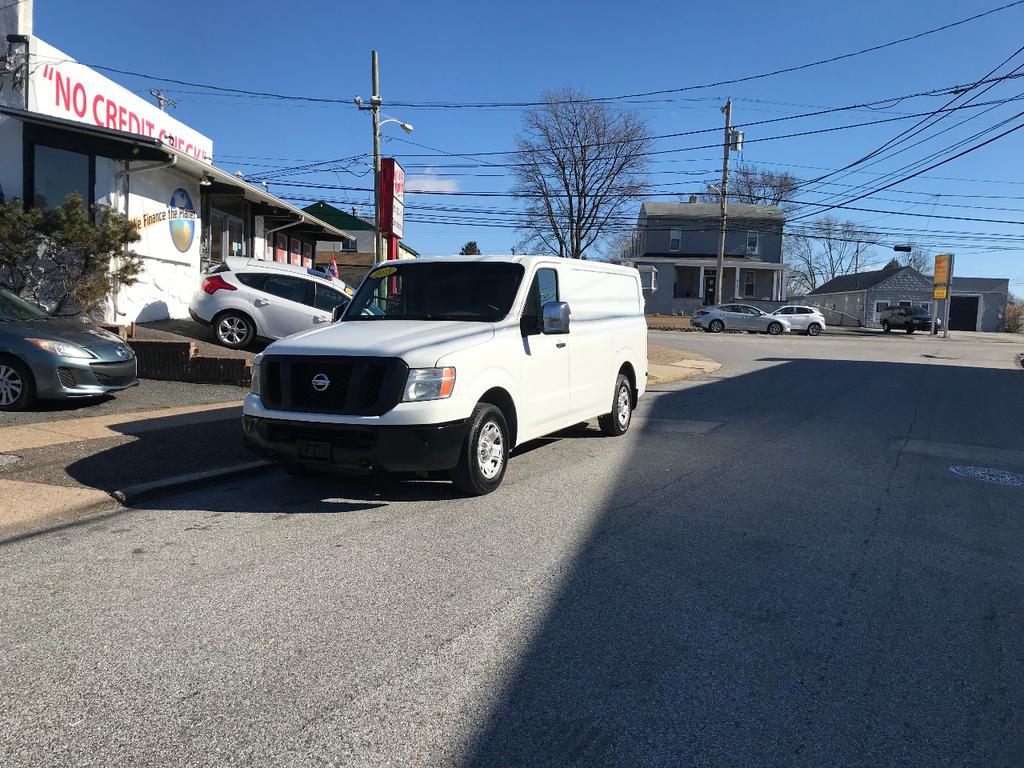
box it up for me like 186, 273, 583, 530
168, 187, 195, 253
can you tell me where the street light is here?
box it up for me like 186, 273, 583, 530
354, 52, 414, 262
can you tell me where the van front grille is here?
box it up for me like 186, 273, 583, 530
260, 356, 408, 416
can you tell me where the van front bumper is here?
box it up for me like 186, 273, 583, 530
242, 415, 468, 473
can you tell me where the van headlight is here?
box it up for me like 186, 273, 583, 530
250, 357, 261, 396
403, 367, 456, 401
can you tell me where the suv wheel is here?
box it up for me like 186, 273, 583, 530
599, 373, 633, 436
882, 321, 891, 333
906, 325, 915, 334
214, 311, 256, 349
0, 357, 36, 412
806, 323, 822, 336
451, 403, 509, 496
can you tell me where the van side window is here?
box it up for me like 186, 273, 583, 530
523, 268, 559, 322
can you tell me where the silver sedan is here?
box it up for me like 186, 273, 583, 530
693, 304, 791, 335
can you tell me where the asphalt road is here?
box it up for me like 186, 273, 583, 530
3, 332, 1024, 767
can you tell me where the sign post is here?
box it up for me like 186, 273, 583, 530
933, 253, 954, 338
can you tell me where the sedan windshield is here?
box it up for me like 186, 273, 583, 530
345, 262, 526, 322
0, 289, 48, 321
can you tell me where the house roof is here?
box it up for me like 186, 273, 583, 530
952, 276, 1010, 293
809, 266, 906, 295
302, 201, 375, 231
640, 201, 785, 221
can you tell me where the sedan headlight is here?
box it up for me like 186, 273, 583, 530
403, 367, 456, 402
26, 338, 95, 359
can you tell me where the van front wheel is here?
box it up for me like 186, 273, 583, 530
451, 403, 509, 496
599, 374, 633, 437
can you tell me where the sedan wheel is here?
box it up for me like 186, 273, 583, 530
215, 312, 255, 349
708, 319, 725, 333
768, 322, 783, 336
0, 359, 36, 412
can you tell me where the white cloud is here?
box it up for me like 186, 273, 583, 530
406, 169, 459, 194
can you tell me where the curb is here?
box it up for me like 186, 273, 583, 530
111, 460, 274, 505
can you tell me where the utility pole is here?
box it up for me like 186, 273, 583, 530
370, 51, 383, 263
714, 99, 733, 306
150, 90, 176, 111
854, 241, 860, 273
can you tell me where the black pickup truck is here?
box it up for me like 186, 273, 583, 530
879, 306, 941, 334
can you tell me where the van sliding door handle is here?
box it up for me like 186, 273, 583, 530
556, 342, 567, 348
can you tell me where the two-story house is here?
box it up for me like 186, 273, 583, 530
626, 200, 786, 315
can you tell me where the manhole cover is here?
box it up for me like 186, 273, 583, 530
0, 454, 20, 469
949, 465, 1024, 487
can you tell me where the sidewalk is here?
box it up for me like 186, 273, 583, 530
647, 344, 721, 385
0, 383, 257, 539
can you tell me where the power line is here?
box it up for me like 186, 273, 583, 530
57, 1, 1024, 111
386, 1, 1024, 108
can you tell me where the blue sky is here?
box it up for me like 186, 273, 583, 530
34, 0, 1024, 290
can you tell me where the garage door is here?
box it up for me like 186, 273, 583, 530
949, 296, 979, 331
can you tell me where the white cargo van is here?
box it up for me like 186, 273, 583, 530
242, 255, 647, 494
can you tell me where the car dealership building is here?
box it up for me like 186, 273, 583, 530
1, 3, 351, 323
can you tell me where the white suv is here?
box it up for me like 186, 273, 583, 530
771, 305, 827, 336
242, 255, 648, 495
189, 258, 355, 349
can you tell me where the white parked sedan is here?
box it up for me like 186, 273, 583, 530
693, 304, 791, 335
189, 258, 355, 349
771, 305, 827, 336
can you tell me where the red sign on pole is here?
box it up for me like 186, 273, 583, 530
380, 158, 405, 240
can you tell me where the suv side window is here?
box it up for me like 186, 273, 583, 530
314, 283, 348, 312
260, 275, 311, 305
235, 273, 266, 289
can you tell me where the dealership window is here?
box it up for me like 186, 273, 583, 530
746, 231, 759, 255
669, 229, 681, 252
31, 144, 93, 211
744, 270, 756, 296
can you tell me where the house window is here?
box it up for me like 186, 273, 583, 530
875, 302, 889, 313
744, 270, 756, 296
898, 300, 912, 307
669, 229, 681, 252
31, 144, 92, 211
275, 233, 288, 263
746, 231, 759, 255
919, 302, 931, 311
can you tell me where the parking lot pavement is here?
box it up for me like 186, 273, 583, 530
2, 332, 1024, 766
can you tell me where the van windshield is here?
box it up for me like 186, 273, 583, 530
345, 262, 526, 322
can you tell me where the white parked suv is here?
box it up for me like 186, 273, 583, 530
189, 258, 355, 349
242, 255, 648, 495
771, 305, 827, 336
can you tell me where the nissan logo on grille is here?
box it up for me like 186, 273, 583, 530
311, 373, 331, 392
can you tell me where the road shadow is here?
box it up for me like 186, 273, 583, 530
460, 357, 1024, 767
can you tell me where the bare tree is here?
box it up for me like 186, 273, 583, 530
785, 216, 876, 295
510, 87, 651, 259
701, 162, 798, 212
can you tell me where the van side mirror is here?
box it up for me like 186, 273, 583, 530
542, 301, 570, 334
332, 304, 347, 323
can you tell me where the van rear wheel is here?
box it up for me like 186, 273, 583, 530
451, 403, 509, 496
599, 374, 633, 437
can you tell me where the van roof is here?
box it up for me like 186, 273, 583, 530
387, 254, 640, 275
